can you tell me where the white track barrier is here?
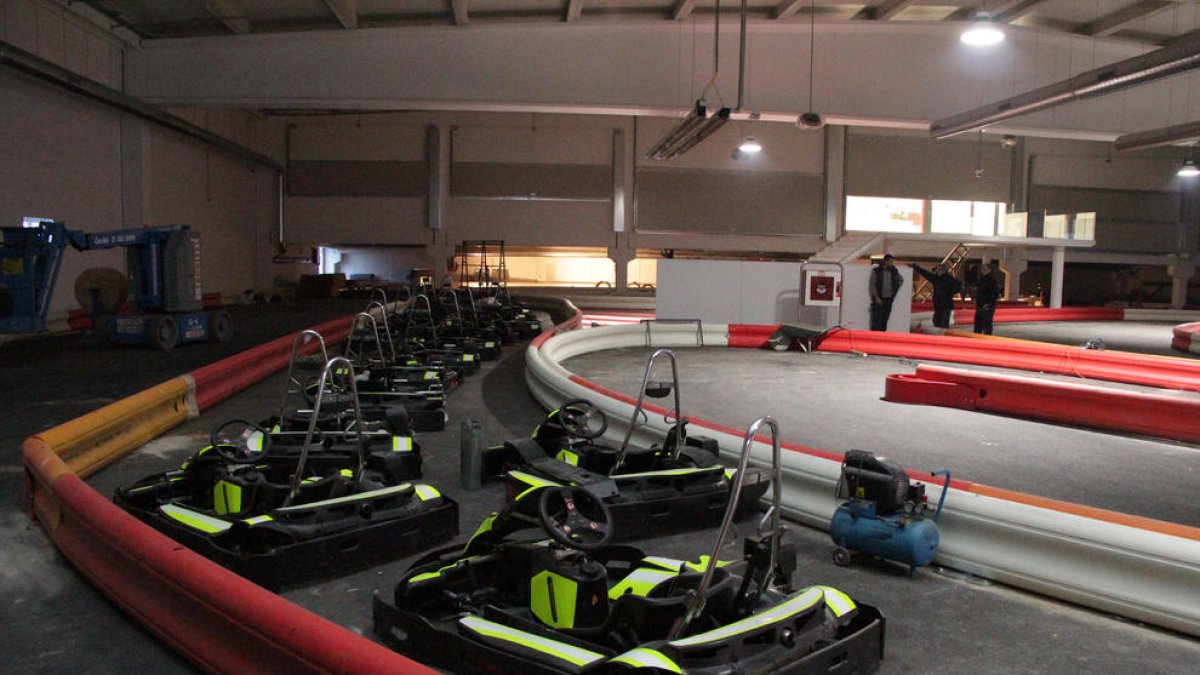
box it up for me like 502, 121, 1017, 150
525, 322, 1200, 637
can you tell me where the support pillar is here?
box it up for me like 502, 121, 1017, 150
1168, 256, 1195, 309
609, 246, 635, 290
999, 249, 1027, 302
1049, 246, 1065, 309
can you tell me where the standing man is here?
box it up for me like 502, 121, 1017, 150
869, 254, 904, 331
913, 263, 962, 329
973, 262, 1000, 334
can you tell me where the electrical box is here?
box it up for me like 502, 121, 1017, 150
802, 265, 842, 307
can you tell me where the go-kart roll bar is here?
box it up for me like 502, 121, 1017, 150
439, 289, 463, 326
670, 415, 782, 641
613, 348, 685, 474
404, 294, 440, 348
284, 356, 367, 507
345, 312, 391, 369
365, 300, 398, 365
277, 330, 329, 423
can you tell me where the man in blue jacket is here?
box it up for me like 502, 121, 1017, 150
869, 254, 904, 331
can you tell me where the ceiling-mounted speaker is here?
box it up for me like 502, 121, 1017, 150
797, 112, 824, 130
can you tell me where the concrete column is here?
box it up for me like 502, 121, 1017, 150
1168, 257, 1195, 309
608, 245, 635, 291
999, 248, 1027, 301
823, 125, 847, 244
1049, 246, 1065, 309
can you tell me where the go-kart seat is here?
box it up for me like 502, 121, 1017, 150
610, 566, 737, 640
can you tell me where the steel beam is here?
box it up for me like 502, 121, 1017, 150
1079, 0, 1173, 37
321, 0, 359, 29
566, 0, 584, 22
451, 0, 469, 26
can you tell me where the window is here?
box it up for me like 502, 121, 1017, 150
930, 200, 1007, 236
845, 196, 925, 233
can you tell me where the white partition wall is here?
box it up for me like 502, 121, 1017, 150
840, 262, 913, 333
656, 259, 803, 324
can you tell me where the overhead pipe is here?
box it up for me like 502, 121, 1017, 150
1114, 119, 1200, 153
0, 40, 282, 172
931, 36, 1200, 140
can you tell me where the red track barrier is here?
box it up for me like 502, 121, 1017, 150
814, 328, 1200, 391
1172, 322, 1200, 355
190, 316, 351, 411
727, 324, 780, 349
886, 364, 1200, 444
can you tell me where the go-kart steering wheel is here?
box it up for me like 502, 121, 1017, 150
209, 419, 269, 464
557, 399, 608, 440
538, 486, 613, 551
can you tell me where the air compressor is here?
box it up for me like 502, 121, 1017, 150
829, 449, 951, 576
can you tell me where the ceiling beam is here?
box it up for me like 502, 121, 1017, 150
566, 0, 584, 22
673, 0, 700, 21
851, 1, 914, 22
1079, 1, 1173, 37
321, 0, 358, 30
201, 0, 249, 35
451, 0, 469, 26
773, 1, 805, 20
946, 0, 1045, 23
993, 0, 1049, 24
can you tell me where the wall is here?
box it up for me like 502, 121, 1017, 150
1, 0, 287, 329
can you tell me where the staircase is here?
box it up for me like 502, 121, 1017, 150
912, 243, 970, 302
808, 232, 884, 264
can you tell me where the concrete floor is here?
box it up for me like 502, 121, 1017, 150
3, 309, 1199, 673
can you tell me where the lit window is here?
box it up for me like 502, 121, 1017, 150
930, 200, 1006, 236
845, 196, 925, 233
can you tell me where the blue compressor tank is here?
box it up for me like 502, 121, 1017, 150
830, 501, 940, 571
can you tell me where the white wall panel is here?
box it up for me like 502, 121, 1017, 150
656, 259, 805, 325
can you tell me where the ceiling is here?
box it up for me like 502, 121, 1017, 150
75, 1, 1200, 48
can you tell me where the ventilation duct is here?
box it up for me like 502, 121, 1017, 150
931, 36, 1200, 140
1114, 119, 1200, 153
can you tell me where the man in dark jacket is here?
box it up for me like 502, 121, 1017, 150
973, 263, 1001, 334
869, 254, 904, 331
913, 263, 962, 329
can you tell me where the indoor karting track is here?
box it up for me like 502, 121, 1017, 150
5, 309, 1200, 674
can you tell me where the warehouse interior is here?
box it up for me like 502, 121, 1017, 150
3, 1, 1200, 673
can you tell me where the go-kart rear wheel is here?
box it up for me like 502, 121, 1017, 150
538, 486, 613, 551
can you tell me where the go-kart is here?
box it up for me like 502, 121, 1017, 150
114, 356, 458, 590
264, 330, 423, 478
374, 417, 885, 674
485, 349, 771, 539
339, 312, 453, 432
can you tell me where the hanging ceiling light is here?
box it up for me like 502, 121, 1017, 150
738, 136, 762, 154
961, 12, 1005, 47
1178, 158, 1200, 177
